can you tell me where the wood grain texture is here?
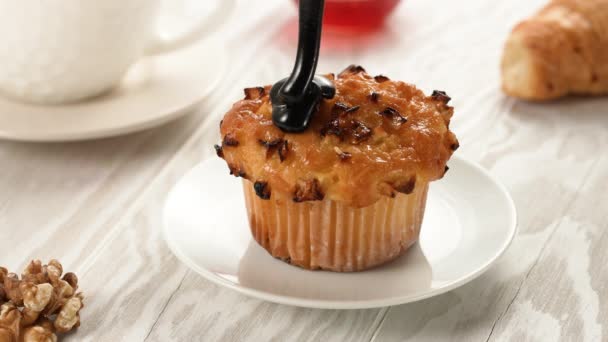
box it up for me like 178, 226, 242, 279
370, 99, 608, 342
1, 0, 607, 341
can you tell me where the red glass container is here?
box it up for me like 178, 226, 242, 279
295, 0, 401, 31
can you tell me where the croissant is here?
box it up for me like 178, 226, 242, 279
501, 0, 608, 100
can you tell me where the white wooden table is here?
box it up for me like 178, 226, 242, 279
1, 0, 607, 340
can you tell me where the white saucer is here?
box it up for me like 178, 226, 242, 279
163, 156, 517, 309
0, 40, 225, 142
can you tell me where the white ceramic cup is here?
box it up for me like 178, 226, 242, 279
0, 0, 234, 104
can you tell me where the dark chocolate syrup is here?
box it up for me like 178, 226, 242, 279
271, 0, 335, 133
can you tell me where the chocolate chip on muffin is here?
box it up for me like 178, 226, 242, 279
374, 75, 390, 83
253, 181, 271, 199
431, 90, 451, 104
259, 138, 289, 162
293, 179, 324, 202
334, 146, 352, 161
258, 138, 282, 148
244, 87, 265, 100
277, 140, 289, 162
228, 164, 246, 178
350, 120, 372, 143
369, 92, 380, 103
390, 176, 416, 195
338, 64, 366, 77
214, 144, 224, 158
379, 107, 407, 126
223, 134, 239, 147
344, 105, 360, 114
321, 104, 373, 144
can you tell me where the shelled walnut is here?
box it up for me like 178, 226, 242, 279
0, 302, 21, 342
4, 274, 23, 306
0, 267, 7, 304
21, 283, 53, 326
54, 293, 83, 333
21, 260, 47, 285
22, 318, 56, 342
0, 260, 84, 342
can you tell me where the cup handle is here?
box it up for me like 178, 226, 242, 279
144, 0, 236, 55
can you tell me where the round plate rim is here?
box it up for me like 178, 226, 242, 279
0, 39, 226, 142
162, 155, 518, 309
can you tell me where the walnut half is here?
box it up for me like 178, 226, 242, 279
54, 293, 83, 334
22, 318, 57, 342
0, 302, 21, 342
21, 283, 54, 326
0, 267, 7, 304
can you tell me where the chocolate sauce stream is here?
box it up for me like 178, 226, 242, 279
271, 0, 335, 132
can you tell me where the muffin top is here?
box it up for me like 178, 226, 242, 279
216, 65, 459, 208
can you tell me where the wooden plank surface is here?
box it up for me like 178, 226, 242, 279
1, 0, 606, 341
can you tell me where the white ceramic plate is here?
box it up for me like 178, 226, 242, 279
163, 156, 517, 309
0, 39, 225, 142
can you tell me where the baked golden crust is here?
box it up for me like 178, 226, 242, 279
501, 0, 608, 100
217, 66, 458, 208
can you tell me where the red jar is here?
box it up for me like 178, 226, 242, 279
295, 0, 401, 31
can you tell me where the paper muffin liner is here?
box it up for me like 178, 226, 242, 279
242, 180, 429, 272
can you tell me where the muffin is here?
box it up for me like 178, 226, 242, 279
215, 65, 458, 272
